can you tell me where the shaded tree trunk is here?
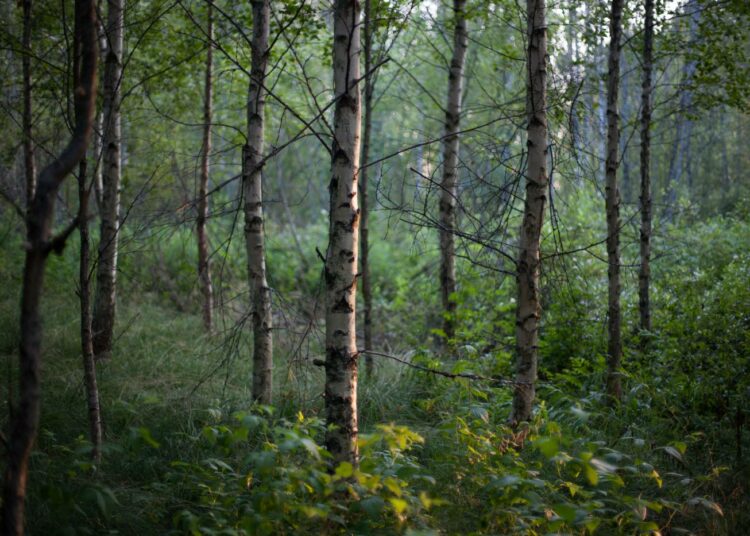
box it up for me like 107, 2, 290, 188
605, 0, 624, 401
663, 0, 699, 221
1, 1, 98, 531
511, 0, 548, 425
325, 0, 361, 466
22, 0, 35, 207
639, 0, 654, 335
197, 4, 214, 332
619, 53, 632, 204
360, 0, 374, 376
244, 0, 273, 404
566, 1, 582, 185
77, 158, 103, 463
92, 0, 124, 359
438, 0, 468, 345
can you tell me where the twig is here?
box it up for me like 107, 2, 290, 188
359, 349, 531, 387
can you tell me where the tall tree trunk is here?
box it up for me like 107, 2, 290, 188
325, 0, 361, 466
511, 0, 548, 425
1, 1, 97, 531
244, 0, 273, 404
663, 0, 699, 221
639, 0, 654, 335
197, 4, 214, 332
438, 0, 468, 345
566, 1, 582, 185
92, 0, 124, 359
22, 0, 35, 207
605, 0, 624, 401
77, 158, 103, 463
619, 53, 632, 204
92, 109, 104, 210
360, 0, 374, 376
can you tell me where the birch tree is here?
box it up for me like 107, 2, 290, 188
605, 0, 624, 401
438, 0, 468, 345
360, 0, 374, 376
77, 157, 103, 464
639, 0, 654, 335
93, 0, 124, 358
325, 0, 361, 465
244, 0, 273, 404
511, 0, 548, 425
197, 4, 215, 332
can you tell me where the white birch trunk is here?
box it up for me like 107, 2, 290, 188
325, 0, 361, 465
244, 0, 273, 404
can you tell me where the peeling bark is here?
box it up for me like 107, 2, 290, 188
438, 0, 468, 345
325, 0, 361, 466
511, 0, 548, 425
93, 0, 124, 359
605, 0, 624, 401
639, 0, 654, 336
1, 1, 98, 531
197, 4, 214, 333
244, 0, 273, 404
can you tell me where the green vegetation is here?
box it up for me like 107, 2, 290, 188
1, 208, 747, 534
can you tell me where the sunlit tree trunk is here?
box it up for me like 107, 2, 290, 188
639, 0, 654, 335
511, 0, 548, 425
93, 0, 124, 359
22, 0, 35, 207
244, 0, 273, 404
605, 0, 624, 401
325, 0, 361, 465
360, 0, 374, 376
197, 4, 214, 332
77, 158, 103, 463
1, 1, 97, 531
438, 0, 468, 345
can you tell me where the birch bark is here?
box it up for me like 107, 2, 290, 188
93, 0, 124, 359
325, 0, 361, 465
511, 0, 548, 425
244, 0, 273, 404
438, 0, 468, 345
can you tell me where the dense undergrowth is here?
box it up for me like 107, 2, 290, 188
0, 209, 748, 534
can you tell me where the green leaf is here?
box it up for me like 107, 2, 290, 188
334, 461, 353, 479
389, 497, 408, 514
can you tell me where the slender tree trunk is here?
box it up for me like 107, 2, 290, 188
92, 109, 104, 210
92, 0, 123, 359
511, 0, 548, 425
605, 0, 624, 401
360, 0, 374, 376
197, 4, 214, 332
1, 1, 97, 532
619, 54, 632, 204
566, 2, 582, 185
325, 0, 361, 466
244, 0, 273, 404
277, 158, 310, 275
77, 158, 103, 463
22, 0, 35, 207
638, 0, 654, 336
438, 0, 468, 345
663, 0, 699, 221
93, 19, 108, 212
